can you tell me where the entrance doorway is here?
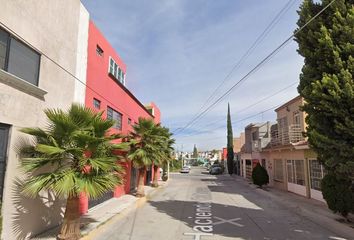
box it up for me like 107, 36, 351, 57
0, 124, 10, 200
130, 166, 138, 193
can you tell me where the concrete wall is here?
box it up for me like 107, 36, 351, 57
0, 0, 89, 238
276, 96, 306, 132
263, 148, 309, 194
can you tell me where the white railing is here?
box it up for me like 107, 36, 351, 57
270, 124, 304, 146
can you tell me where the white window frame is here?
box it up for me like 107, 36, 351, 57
108, 56, 125, 85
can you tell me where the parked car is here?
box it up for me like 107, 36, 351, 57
180, 166, 190, 173
209, 165, 222, 175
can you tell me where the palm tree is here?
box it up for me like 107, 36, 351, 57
19, 104, 127, 240
151, 126, 175, 187
128, 118, 163, 196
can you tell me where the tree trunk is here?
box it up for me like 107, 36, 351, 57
57, 195, 81, 240
152, 165, 159, 188
136, 167, 146, 197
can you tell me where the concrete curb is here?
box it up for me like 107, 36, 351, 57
233, 176, 354, 240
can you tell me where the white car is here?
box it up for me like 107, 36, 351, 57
180, 166, 190, 173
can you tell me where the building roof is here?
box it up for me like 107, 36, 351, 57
274, 95, 302, 112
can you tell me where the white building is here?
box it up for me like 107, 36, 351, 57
0, 1, 89, 238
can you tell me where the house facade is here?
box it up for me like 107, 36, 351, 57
233, 132, 245, 175
240, 122, 272, 179
0, 1, 161, 238
81, 21, 160, 212
0, 0, 89, 238
262, 96, 326, 202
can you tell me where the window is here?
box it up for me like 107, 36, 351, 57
128, 118, 131, 125
0, 28, 40, 86
287, 160, 305, 185
293, 111, 300, 125
96, 45, 104, 57
109, 57, 114, 75
93, 98, 100, 109
252, 132, 258, 140
108, 56, 125, 85
274, 159, 284, 182
0, 29, 9, 70
107, 107, 122, 130
309, 160, 326, 190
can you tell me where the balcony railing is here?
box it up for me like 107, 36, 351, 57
270, 124, 304, 146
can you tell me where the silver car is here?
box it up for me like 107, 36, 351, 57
180, 166, 190, 173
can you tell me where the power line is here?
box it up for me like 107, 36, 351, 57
192, 81, 298, 131
176, 0, 296, 135
178, 103, 280, 139
173, 0, 336, 136
200, 0, 297, 110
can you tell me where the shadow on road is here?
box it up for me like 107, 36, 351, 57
149, 173, 345, 240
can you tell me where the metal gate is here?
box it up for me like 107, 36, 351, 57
130, 166, 138, 193
145, 166, 152, 186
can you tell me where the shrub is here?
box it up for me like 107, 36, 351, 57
321, 172, 354, 219
252, 163, 269, 188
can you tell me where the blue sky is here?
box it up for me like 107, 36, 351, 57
81, 0, 304, 152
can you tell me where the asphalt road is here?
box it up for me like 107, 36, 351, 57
91, 167, 346, 240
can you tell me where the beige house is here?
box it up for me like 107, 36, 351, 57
262, 96, 326, 202
241, 122, 272, 179
233, 132, 245, 175
0, 0, 89, 238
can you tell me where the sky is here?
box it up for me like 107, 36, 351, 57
81, 0, 304, 152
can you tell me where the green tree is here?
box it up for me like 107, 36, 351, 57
321, 172, 354, 218
295, 0, 354, 215
19, 104, 126, 240
151, 126, 175, 187
193, 144, 198, 158
252, 163, 269, 188
227, 103, 234, 175
128, 118, 162, 196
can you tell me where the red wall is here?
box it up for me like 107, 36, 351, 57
80, 21, 160, 214
222, 148, 227, 160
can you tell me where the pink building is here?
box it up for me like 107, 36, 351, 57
80, 21, 161, 213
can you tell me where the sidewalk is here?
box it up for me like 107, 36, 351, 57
33, 181, 168, 240
230, 175, 354, 240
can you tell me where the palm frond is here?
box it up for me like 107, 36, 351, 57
19, 104, 127, 198
35, 144, 65, 155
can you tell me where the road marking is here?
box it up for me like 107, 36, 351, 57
184, 232, 213, 240
212, 216, 244, 227
184, 187, 214, 239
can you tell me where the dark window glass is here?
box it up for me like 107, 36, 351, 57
93, 98, 100, 109
117, 67, 122, 82
107, 107, 113, 120
8, 38, 40, 85
107, 107, 122, 130
109, 58, 114, 75
0, 29, 9, 70
96, 45, 104, 57
128, 118, 131, 125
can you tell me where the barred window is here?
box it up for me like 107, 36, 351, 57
287, 160, 305, 185
274, 159, 283, 182
309, 160, 326, 190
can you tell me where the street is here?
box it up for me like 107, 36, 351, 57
90, 167, 346, 240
